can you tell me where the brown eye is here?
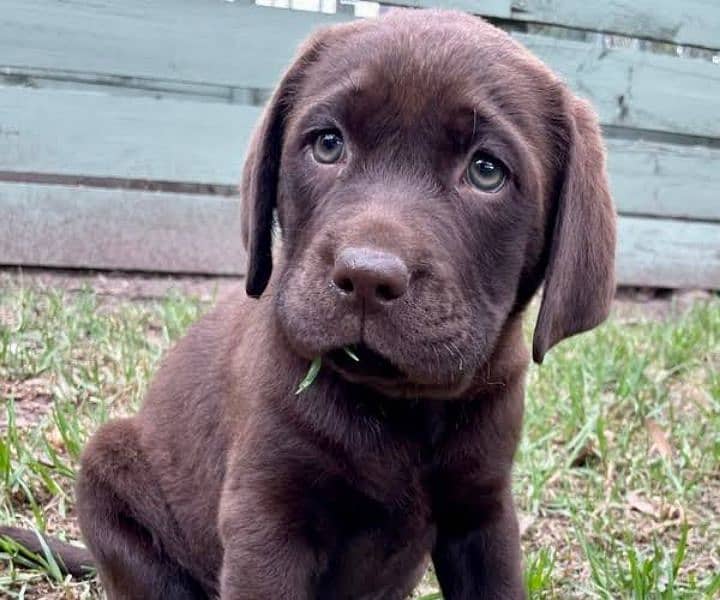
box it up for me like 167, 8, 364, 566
467, 152, 506, 192
312, 130, 344, 164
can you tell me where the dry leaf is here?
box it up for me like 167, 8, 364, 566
570, 440, 600, 468
626, 491, 660, 519
46, 428, 65, 451
518, 512, 535, 537
646, 418, 672, 459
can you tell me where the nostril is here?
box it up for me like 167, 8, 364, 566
376, 283, 398, 301
336, 277, 354, 294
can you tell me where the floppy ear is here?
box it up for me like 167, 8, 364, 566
532, 97, 617, 363
240, 30, 336, 298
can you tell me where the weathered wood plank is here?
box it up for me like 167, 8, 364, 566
617, 217, 720, 289
607, 139, 720, 222
382, 0, 511, 15
0, 183, 245, 275
1, 182, 718, 288
4, 1, 719, 139
508, 0, 720, 50
2, 87, 720, 222
0, 65, 268, 106
0, 87, 261, 186
515, 32, 720, 139
384, 1, 720, 50
0, 0, 346, 92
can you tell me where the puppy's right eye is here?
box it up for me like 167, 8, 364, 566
312, 130, 344, 164
467, 152, 506, 192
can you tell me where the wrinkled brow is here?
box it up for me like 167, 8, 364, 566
289, 68, 367, 130
443, 102, 533, 166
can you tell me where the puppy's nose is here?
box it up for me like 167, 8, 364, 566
332, 247, 409, 307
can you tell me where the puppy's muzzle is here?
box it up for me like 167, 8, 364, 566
331, 247, 410, 311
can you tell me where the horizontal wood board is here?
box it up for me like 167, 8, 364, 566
0, 87, 257, 186
0, 183, 245, 275
0, 0, 346, 92
514, 32, 720, 139
383, 0, 720, 50
2, 87, 719, 222
606, 139, 720, 222
3, 2, 720, 139
617, 217, 720, 289
2, 183, 719, 288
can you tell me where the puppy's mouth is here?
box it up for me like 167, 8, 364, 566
326, 344, 405, 381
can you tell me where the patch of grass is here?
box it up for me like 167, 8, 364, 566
0, 282, 718, 599
518, 298, 720, 598
1, 285, 202, 599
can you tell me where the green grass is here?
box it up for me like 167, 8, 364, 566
0, 282, 718, 599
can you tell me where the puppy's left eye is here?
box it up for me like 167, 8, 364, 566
467, 152, 506, 192
312, 130, 344, 164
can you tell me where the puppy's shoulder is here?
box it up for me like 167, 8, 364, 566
140, 285, 262, 407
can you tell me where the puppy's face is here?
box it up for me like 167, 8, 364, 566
242, 11, 616, 397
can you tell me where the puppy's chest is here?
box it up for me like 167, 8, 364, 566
308, 471, 435, 600
304, 406, 474, 598
314, 400, 474, 529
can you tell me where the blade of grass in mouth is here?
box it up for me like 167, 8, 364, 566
295, 347, 360, 394
295, 357, 322, 395
343, 347, 360, 362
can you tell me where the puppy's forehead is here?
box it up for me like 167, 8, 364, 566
298, 10, 559, 125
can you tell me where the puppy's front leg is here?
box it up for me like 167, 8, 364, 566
432, 490, 525, 600
219, 490, 317, 600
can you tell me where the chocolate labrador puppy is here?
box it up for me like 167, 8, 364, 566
5, 8, 617, 599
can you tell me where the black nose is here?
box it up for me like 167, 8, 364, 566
332, 247, 410, 307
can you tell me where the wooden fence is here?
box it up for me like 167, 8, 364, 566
1, 0, 719, 288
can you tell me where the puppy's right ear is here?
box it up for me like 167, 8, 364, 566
532, 97, 617, 363
241, 27, 345, 298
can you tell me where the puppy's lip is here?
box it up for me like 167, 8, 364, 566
325, 343, 406, 382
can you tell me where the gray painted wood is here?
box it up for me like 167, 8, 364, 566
3, 0, 718, 286
0, 183, 245, 275
8, 0, 718, 63
385, 1, 720, 50
617, 217, 720, 289
2, 87, 719, 222
4, 2, 718, 139
2, 181, 718, 287
0, 87, 260, 186
508, 0, 720, 50
514, 32, 720, 140
0, 65, 268, 106
0, 0, 346, 92
607, 139, 720, 222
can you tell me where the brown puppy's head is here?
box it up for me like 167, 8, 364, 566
241, 9, 616, 397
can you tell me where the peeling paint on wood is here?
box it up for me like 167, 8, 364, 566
384, 0, 720, 50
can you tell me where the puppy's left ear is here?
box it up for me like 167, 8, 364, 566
532, 97, 617, 363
